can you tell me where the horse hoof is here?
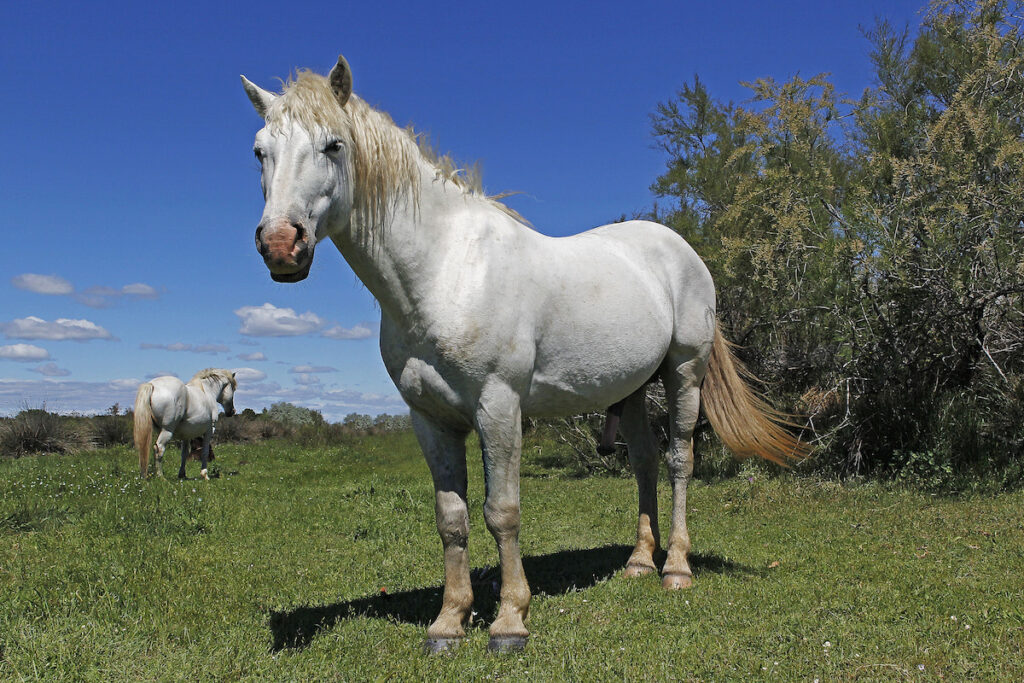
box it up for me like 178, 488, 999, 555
487, 635, 527, 653
623, 562, 657, 578
423, 637, 461, 654
662, 573, 693, 590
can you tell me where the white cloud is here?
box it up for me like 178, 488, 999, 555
290, 365, 337, 373
231, 367, 267, 383
30, 362, 70, 377
76, 283, 161, 308
293, 373, 322, 386
122, 283, 159, 298
235, 303, 325, 337
321, 323, 374, 340
1, 316, 114, 341
11, 273, 74, 295
10, 275, 159, 308
0, 343, 51, 362
140, 342, 229, 354
237, 351, 266, 361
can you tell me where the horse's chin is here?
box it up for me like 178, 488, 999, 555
269, 261, 312, 283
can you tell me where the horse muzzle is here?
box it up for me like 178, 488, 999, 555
256, 220, 314, 283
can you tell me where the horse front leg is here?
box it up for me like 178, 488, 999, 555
199, 435, 211, 481
178, 440, 189, 479
476, 385, 530, 652
411, 411, 472, 653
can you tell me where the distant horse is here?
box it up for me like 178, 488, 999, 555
241, 56, 809, 652
133, 369, 236, 480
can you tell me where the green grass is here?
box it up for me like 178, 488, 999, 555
2, 432, 1023, 680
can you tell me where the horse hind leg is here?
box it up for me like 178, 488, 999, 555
619, 387, 661, 578
153, 429, 174, 478
658, 351, 706, 590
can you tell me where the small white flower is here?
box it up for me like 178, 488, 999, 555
919, 664, 925, 671
824, 641, 831, 648
965, 624, 971, 630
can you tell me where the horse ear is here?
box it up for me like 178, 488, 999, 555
328, 54, 352, 108
241, 75, 276, 118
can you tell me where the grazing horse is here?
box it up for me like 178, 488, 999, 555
241, 56, 809, 652
133, 369, 236, 480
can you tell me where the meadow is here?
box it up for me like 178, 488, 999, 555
2, 432, 1023, 681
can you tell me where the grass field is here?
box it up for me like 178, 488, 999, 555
2, 432, 1023, 680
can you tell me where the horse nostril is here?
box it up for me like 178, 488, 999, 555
255, 226, 269, 256
294, 225, 306, 242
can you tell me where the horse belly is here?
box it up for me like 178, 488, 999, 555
524, 307, 671, 417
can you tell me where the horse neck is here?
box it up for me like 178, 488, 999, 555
331, 158, 481, 323
191, 377, 222, 404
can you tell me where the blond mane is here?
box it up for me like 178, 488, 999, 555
190, 368, 237, 388
265, 71, 526, 238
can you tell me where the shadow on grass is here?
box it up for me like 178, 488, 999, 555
269, 544, 750, 651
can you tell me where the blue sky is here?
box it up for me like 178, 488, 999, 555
0, 0, 924, 421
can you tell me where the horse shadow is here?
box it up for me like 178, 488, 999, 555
268, 545, 753, 651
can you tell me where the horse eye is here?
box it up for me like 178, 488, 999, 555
253, 147, 264, 162
324, 140, 343, 154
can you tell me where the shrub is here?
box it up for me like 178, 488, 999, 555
91, 413, 133, 447
0, 406, 91, 457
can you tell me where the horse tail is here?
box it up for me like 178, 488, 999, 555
701, 323, 810, 466
134, 382, 155, 478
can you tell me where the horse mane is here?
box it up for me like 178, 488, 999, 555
266, 71, 527, 239
190, 368, 237, 388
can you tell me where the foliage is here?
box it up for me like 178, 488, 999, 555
649, 0, 1024, 486
90, 405, 134, 448
0, 406, 91, 457
263, 401, 327, 427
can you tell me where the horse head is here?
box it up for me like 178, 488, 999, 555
242, 56, 356, 283
219, 372, 237, 417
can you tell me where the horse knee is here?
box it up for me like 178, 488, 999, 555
484, 501, 520, 537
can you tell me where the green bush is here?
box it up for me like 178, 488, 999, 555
0, 407, 91, 457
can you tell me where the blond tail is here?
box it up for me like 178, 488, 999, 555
134, 382, 155, 478
701, 323, 811, 466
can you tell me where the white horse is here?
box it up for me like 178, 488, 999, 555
241, 56, 809, 652
133, 369, 236, 480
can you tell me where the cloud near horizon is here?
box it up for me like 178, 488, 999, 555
11, 273, 160, 308
289, 365, 337, 374
231, 367, 267, 383
235, 303, 325, 337
321, 323, 374, 340
0, 343, 51, 362
140, 342, 230, 354
1, 316, 114, 341
11, 274, 74, 295
30, 362, 71, 377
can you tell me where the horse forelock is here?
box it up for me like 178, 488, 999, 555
267, 70, 528, 235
